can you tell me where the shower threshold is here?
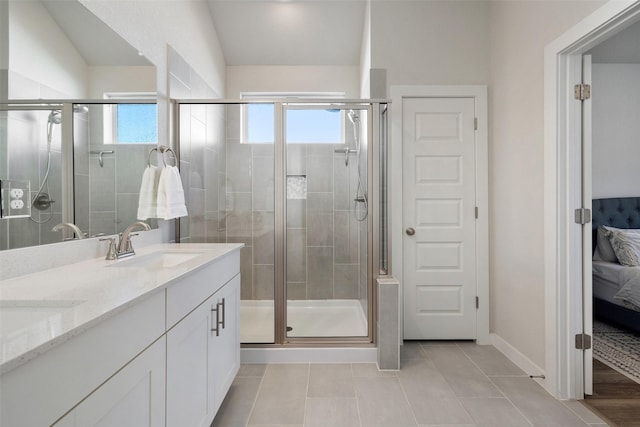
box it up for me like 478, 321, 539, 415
240, 299, 368, 343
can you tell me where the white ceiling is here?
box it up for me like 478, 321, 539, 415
42, 1, 152, 66
206, 0, 367, 66
589, 19, 640, 64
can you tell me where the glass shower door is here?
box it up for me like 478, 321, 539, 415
284, 105, 369, 338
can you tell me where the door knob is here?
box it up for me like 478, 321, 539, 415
406, 227, 415, 236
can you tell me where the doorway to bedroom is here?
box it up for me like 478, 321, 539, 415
578, 19, 640, 424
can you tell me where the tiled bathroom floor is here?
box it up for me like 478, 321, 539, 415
211, 341, 608, 427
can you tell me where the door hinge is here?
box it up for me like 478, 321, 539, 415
575, 333, 592, 350
574, 208, 591, 225
476, 296, 479, 309
474, 117, 478, 130
574, 84, 591, 101
475, 206, 479, 219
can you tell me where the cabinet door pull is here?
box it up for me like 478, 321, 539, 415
211, 305, 220, 336
219, 298, 226, 329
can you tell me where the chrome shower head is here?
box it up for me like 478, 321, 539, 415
48, 110, 62, 125
347, 109, 360, 124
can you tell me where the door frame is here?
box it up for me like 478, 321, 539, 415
543, 0, 640, 400
390, 85, 489, 345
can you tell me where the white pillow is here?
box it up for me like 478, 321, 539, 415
594, 226, 640, 262
607, 229, 640, 267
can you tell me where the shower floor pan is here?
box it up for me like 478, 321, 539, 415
240, 299, 368, 343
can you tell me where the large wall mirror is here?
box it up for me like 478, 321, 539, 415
1, 0, 158, 250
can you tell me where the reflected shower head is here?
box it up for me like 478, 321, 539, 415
348, 109, 360, 124
48, 110, 62, 125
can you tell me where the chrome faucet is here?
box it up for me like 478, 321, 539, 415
116, 221, 151, 258
52, 222, 86, 240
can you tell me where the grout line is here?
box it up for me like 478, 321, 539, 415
244, 364, 268, 427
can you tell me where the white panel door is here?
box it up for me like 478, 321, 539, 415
403, 97, 477, 339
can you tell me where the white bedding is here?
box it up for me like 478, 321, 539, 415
593, 260, 640, 311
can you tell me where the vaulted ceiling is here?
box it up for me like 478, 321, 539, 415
206, 0, 367, 66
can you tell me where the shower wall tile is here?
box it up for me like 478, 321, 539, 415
287, 282, 306, 300
287, 144, 306, 175
307, 213, 333, 247
116, 194, 139, 233
205, 148, 219, 212
240, 246, 254, 300
73, 118, 89, 176
253, 211, 274, 265
41, 150, 62, 214
333, 156, 350, 210
226, 192, 252, 245
8, 218, 39, 249
116, 145, 148, 194
334, 264, 359, 299
253, 144, 274, 157
307, 247, 334, 299
90, 211, 117, 237
307, 192, 332, 213
306, 155, 333, 193
9, 117, 39, 185
307, 144, 335, 157
40, 213, 63, 245
74, 174, 90, 234
226, 142, 252, 193
205, 212, 223, 243
252, 157, 274, 212
189, 188, 206, 242
286, 228, 306, 283
254, 264, 275, 300
190, 118, 206, 189
334, 211, 359, 264
89, 157, 116, 212
286, 199, 306, 229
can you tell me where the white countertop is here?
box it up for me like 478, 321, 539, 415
0, 243, 243, 374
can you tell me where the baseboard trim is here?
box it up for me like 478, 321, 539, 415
491, 333, 547, 388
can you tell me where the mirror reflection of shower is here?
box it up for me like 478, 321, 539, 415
338, 109, 368, 222
30, 105, 88, 224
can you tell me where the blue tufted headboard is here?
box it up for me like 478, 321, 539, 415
592, 197, 640, 252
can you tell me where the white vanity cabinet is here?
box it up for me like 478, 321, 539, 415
53, 337, 166, 427
0, 244, 242, 427
166, 274, 240, 427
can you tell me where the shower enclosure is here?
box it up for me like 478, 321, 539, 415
175, 99, 388, 345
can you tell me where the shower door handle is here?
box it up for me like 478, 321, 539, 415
405, 227, 415, 236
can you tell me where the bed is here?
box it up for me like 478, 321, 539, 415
592, 197, 640, 334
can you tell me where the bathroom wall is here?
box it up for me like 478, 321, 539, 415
226, 65, 360, 99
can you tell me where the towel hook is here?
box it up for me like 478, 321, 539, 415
160, 146, 177, 167
147, 147, 159, 167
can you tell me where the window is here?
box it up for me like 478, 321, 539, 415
103, 93, 157, 144
240, 93, 346, 144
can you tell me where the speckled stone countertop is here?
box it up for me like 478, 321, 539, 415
0, 243, 243, 375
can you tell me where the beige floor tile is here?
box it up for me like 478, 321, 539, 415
401, 341, 428, 360
351, 363, 397, 377
398, 358, 456, 398
237, 364, 267, 377
460, 397, 530, 427
304, 397, 360, 427
212, 377, 262, 427
409, 398, 473, 425
491, 377, 589, 426
354, 376, 417, 427
563, 400, 606, 425
308, 364, 355, 398
458, 343, 526, 376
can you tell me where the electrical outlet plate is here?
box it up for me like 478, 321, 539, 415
0, 179, 31, 219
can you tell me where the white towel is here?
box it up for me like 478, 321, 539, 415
157, 165, 188, 219
137, 165, 161, 220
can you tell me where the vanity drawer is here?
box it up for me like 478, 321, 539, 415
166, 250, 240, 329
0, 290, 165, 427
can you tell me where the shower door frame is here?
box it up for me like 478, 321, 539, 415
173, 99, 389, 347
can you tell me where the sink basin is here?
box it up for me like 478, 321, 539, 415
107, 251, 204, 269
0, 299, 85, 336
